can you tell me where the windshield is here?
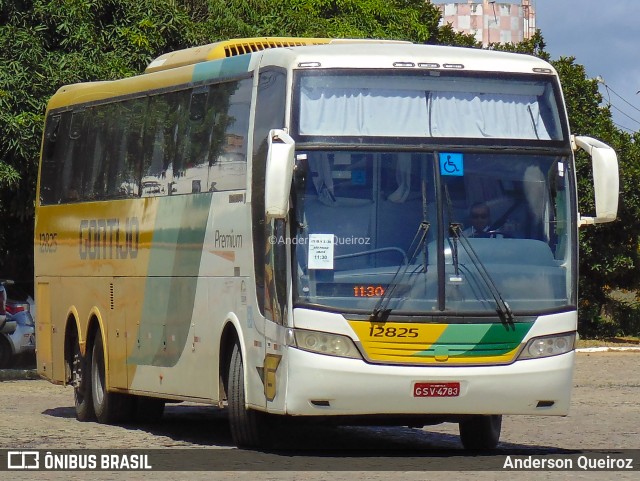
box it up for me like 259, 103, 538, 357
292, 150, 574, 316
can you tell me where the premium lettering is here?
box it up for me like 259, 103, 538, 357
214, 229, 243, 249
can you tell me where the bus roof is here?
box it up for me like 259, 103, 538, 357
46, 38, 556, 112
144, 37, 411, 74
259, 42, 557, 76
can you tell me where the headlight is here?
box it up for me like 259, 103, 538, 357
288, 329, 362, 359
517, 332, 576, 360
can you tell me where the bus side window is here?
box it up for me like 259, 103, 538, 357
207, 78, 251, 192
141, 91, 188, 196
173, 87, 209, 194
141, 96, 166, 197
40, 113, 68, 205
111, 98, 146, 198
59, 110, 87, 202
167, 91, 190, 195
189, 89, 208, 122
80, 107, 108, 200
43, 114, 61, 160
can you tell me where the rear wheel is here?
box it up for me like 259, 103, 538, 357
71, 333, 95, 421
91, 329, 134, 424
227, 342, 268, 448
459, 415, 502, 450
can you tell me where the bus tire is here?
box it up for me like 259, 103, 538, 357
228, 342, 266, 448
459, 415, 502, 450
90, 329, 133, 424
72, 334, 95, 422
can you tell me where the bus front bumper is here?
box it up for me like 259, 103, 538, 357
283, 347, 574, 417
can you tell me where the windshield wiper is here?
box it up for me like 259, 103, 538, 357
369, 221, 430, 323
449, 223, 514, 324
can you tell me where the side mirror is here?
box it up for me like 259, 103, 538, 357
265, 129, 295, 219
573, 135, 619, 226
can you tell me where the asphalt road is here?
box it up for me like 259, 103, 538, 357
0, 351, 638, 480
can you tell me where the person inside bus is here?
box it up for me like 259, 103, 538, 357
464, 202, 503, 238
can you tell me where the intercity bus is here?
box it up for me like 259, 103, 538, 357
35, 37, 619, 449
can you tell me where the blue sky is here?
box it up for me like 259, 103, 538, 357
532, 0, 640, 133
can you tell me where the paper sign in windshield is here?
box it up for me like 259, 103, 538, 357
308, 234, 334, 270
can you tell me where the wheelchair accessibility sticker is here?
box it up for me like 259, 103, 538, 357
440, 153, 464, 176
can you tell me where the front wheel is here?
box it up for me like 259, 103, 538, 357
459, 415, 502, 450
227, 342, 268, 448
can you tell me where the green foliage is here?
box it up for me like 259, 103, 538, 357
490, 30, 549, 61
201, 0, 449, 43
0, 0, 200, 285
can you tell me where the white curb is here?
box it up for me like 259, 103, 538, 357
576, 346, 640, 353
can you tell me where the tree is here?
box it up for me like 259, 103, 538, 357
200, 0, 476, 45
0, 0, 199, 288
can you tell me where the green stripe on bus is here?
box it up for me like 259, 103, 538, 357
193, 55, 252, 83
414, 322, 534, 358
130, 194, 212, 367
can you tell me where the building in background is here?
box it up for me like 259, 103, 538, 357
434, 0, 536, 47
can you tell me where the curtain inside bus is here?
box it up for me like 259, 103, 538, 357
298, 73, 562, 141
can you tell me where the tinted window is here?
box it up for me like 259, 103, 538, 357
39, 77, 252, 205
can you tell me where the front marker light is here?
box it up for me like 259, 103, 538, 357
288, 329, 362, 359
517, 332, 576, 360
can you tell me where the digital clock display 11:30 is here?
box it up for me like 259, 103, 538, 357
314, 283, 393, 298
353, 285, 386, 297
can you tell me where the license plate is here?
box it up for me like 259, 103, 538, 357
413, 382, 460, 398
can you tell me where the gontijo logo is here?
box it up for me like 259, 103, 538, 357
79, 217, 139, 260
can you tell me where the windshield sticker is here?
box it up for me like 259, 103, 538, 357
308, 233, 334, 270
440, 153, 464, 176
